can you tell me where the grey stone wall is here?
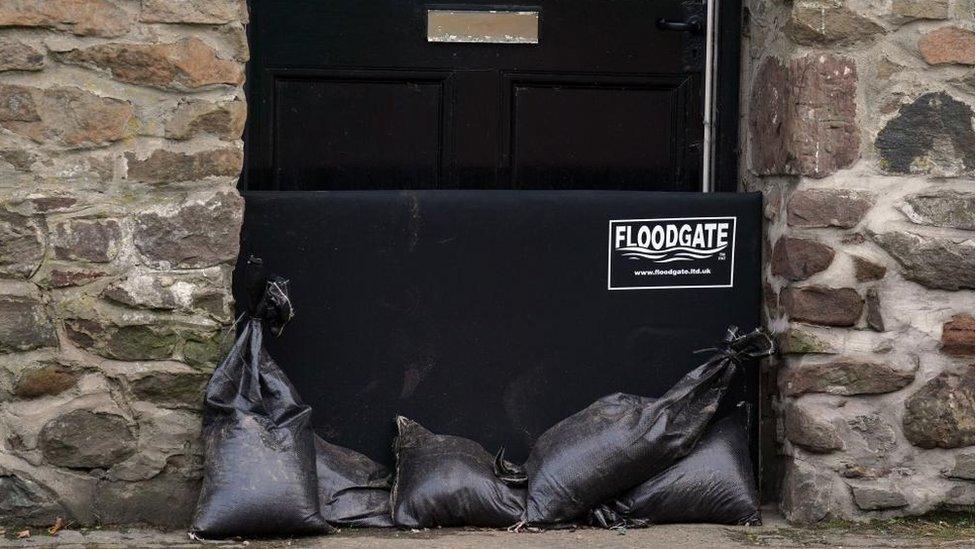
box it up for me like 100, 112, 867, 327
743, 0, 975, 522
0, 0, 247, 528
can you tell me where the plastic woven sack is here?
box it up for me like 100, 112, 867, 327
524, 327, 773, 524
590, 414, 761, 527
191, 268, 332, 538
315, 435, 394, 527
391, 416, 525, 528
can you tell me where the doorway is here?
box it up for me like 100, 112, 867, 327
242, 0, 741, 192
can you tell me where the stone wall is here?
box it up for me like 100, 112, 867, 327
743, 0, 975, 521
0, 0, 247, 528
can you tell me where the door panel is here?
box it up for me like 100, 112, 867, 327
245, 0, 706, 191
272, 72, 450, 190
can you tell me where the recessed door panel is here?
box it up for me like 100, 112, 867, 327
272, 75, 447, 190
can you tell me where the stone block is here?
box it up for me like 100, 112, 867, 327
59, 38, 244, 90
39, 410, 136, 468
941, 314, 974, 357
781, 459, 840, 523
783, 399, 844, 453
51, 218, 122, 263
870, 231, 974, 291
0, 39, 44, 71
786, 0, 884, 46
133, 191, 243, 269
918, 27, 975, 65
13, 363, 80, 398
750, 54, 859, 178
851, 255, 887, 282
771, 237, 835, 281
787, 189, 874, 229
899, 189, 974, 231
849, 485, 908, 511
0, 85, 134, 148
0, 0, 130, 37
0, 295, 57, 353
876, 92, 974, 176
125, 148, 243, 184
903, 369, 975, 449
165, 99, 246, 141
0, 210, 45, 279
781, 358, 915, 396
782, 286, 864, 327
140, 0, 247, 24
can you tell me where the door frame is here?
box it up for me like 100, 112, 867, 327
240, 0, 743, 193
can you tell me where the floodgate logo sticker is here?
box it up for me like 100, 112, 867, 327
607, 217, 736, 290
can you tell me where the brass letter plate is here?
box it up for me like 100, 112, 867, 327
427, 9, 539, 44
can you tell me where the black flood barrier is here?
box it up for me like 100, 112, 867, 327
315, 435, 394, 528
523, 328, 773, 524
234, 191, 763, 468
391, 416, 526, 528
590, 414, 762, 527
191, 276, 332, 538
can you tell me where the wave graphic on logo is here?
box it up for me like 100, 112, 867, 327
617, 244, 728, 263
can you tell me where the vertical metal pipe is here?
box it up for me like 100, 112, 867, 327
702, 0, 718, 192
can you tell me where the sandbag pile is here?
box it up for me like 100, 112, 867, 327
192, 267, 772, 537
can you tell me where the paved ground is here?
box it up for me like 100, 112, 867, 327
2, 508, 972, 548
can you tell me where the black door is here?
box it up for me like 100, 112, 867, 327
244, 1, 707, 191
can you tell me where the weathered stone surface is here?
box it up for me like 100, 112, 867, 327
778, 327, 838, 354
899, 189, 974, 231
784, 400, 843, 453
781, 459, 839, 523
126, 148, 243, 183
871, 231, 974, 291
781, 358, 914, 396
876, 92, 975, 176
0, 473, 65, 525
51, 218, 121, 263
865, 287, 885, 332
786, 1, 884, 46
750, 54, 859, 178
782, 286, 864, 327
65, 319, 181, 361
0, 210, 45, 279
945, 483, 975, 511
852, 255, 887, 282
0, 85, 134, 148
39, 410, 136, 468
128, 370, 208, 408
60, 38, 244, 90
140, 0, 247, 24
37, 265, 110, 289
787, 189, 873, 229
849, 486, 909, 510
103, 269, 231, 319
0, 0, 130, 37
134, 191, 243, 269
0, 39, 44, 71
165, 99, 246, 140
95, 456, 200, 528
918, 27, 975, 65
0, 295, 57, 353
848, 414, 898, 456
944, 449, 975, 480
941, 314, 974, 357
891, 0, 950, 20
772, 237, 835, 281
13, 363, 80, 398
903, 370, 975, 449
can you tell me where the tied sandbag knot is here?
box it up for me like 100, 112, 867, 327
694, 326, 775, 364
245, 255, 295, 336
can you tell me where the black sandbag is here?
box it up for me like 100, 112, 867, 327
315, 435, 394, 527
391, 416, 526, 528
590, 415, 761, 527
524, 327, 773, 524
191, 271, 332, 538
